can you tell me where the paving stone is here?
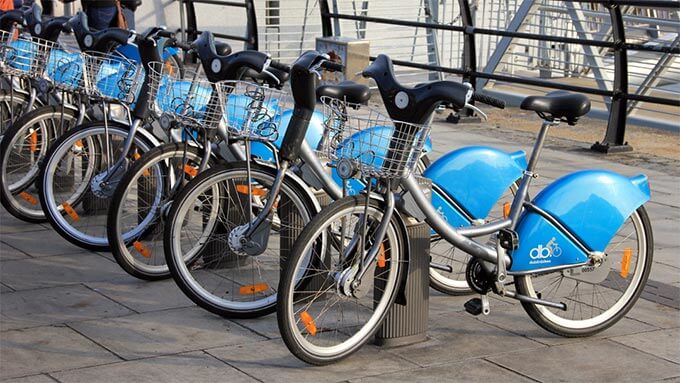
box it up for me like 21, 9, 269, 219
51, 351, 256, 383
0, 284, 133, 331
384, 311, 543, 367
351, 358, 533, 383
83, 278, 194, 313
488, 339, 680, 382
229, 314, 280, 340
1, 374, 58, 383
0, 231, 86, 258
473, 301, 658, 346
651, 253, 680, 279
0, 241, 30, 261
68, 307, 263, 360
624, 298, 680, 329
1, 282, 14, 293
611, 328, 680, 364
0, 326, 119, 380
206, 338, 418, 383
652, 219, 680, 257
0, 253, 126, 291
0, 213, 49, 235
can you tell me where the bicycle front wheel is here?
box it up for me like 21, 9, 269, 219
164, 161, 318, 318
39, 122, 156, 250
515, 206, 653, 336
0, 106, 79, 222
108, 143, 205, 281
278, 195, 405, 365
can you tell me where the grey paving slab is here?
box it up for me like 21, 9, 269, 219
473, 301, 658, 346
206, 338, 419, 383
0, 326, 119, 380
350, 358, 534, 383
83, 278, 194, 313
648, 259, 680, 286
384, 311, 544, 367
0, 253, 126, 291
0, 241, 30, 262
488, 339, 680, 383
0, 284, 133, 331
611, 328, 680, 364
624, 298, 680, 329
0, 282, 13, 293
68, 307, 264, 360
229, 314, 280, 340
0, 212, 50, 235
51, 351, 256, 383
0, 231, 87, 258
1, 374, 58, 383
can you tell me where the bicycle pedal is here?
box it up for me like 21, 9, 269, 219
464, 296, 490, 316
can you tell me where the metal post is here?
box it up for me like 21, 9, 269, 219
320, 0, 333, 37
245, 0, 258, 50
591, 4, 632, 153
447, 0, 479, 122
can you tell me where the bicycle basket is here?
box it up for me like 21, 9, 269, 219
218, 81, 292, 142
0, 35, 57, 79
82, 51, 143, 104
319, 96, 430, 179
148, 61, 224, 130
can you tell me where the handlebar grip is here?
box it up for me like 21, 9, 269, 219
322, 61, 343, 72
269, 60, 290, 73
173, 40, 192, 52
473, 93, 505, 109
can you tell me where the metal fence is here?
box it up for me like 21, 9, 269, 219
182, 0, 679, 152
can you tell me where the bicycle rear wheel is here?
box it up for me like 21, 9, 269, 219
0, 106, 79, 222
515, 206, 653, 336
278, 195, 405, 365
108, 143, 205, 280
0, 89, 29, 138
39, 121, 156, 250
164, 161, 318, 318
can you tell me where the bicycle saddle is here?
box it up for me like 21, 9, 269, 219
521, 91, 591, 125
316, 81, 370, 105
68, 12, 132, 53
0, 10, 24, 32
362, 54, 468, 124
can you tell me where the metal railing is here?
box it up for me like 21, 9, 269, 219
180, 0, 258, 50
318, 0, 680, 152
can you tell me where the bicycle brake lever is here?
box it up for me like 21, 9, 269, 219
260, 68, 281, 86
464, 102, 487, 121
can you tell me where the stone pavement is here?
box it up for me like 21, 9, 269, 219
1, 116, 679, 382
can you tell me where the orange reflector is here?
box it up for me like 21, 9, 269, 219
183, 164, 198, 177
503, 202, 511, 218
132, 152, 141, 161
300, 311, 317, 336
377, 243, 386, 268
19, 191, 38, 205
29, 130, 38, 153
61, 202, 79, 222
133, 241, 152, 258
235, 185, 267, 197
74, 139, 83, 149
239, 283, 269, 295
620, 248, 632, 279
164, 59, 175, 76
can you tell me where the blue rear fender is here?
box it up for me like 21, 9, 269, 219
509, 170, 651, 273
424, 146, 526, 225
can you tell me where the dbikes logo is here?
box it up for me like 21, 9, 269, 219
529, 237, 562, 264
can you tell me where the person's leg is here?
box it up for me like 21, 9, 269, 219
86, 6, 117, 31
122, 7, 135, 30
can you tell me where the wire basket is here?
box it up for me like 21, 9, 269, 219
81, 51, 144, 104
44, 47, 85, 92
219, 80, 292, 142
0, 35, 57, 78
319, 96, 431, 179
148, 61, 224, 129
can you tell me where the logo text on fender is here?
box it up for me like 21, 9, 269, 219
529, 237, 562, 265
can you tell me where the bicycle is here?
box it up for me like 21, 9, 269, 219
277, 54, 653, 365
160, 52, 523, 318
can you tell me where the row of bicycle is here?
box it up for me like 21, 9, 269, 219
0, 5, 655, 366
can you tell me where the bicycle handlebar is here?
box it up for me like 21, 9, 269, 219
473, 93, 505, 109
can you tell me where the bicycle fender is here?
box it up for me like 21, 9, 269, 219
135, 124, 163, 147
509, 170, 650, 273
425, 146, 526, 221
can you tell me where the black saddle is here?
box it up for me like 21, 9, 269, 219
214, 41, 231, 56
520, 91, 591, 125
316, 81, 370, 105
